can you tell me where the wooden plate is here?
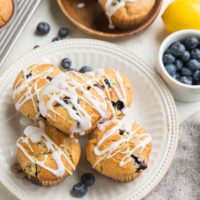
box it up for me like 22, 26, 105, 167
57, 0, 163, 40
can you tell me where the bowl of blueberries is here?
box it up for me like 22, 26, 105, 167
158, 29, 200, 102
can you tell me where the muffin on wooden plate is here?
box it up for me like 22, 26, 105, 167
99, 0, 156, 29
16, 123, 81, 186
85, 119, 152, 182
0, 0, 14, 28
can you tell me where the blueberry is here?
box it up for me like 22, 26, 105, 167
81, 173, 95, 187
61, 58, 72, 70
33, 45, 39, 49
186, 59, 200, 71
193, 70, 200, 81
52, 37, 59, 42
175, 59, 183, 70
169, 42, 186, 56
185, 37, 199, 50
180, 76, 192, 85
36, 22, 50, 35
181, 51, 190, 63
180, 67, 193, 76
163, 53, 175, 65
59, 27, 69, 38
71, 183, 88, 198
173, 73, 181, 81
165, 64, 176, 76
191, 49, 200, 61
79, 66, 93, 73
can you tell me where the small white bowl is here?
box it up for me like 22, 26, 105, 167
157, 29, 200, 102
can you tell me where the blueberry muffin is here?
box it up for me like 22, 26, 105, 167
99, 0, 156, 29
95, 68, 133, 118
13, 64, 61, 120
16, 123, 81, 186
0, 0, 14, 28
85, 119, 152, 182
38, 69, 133, 136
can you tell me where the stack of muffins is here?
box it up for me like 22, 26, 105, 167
13, 63, 152, 186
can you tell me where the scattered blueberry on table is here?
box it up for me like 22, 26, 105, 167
71, 182, 88, 198
34, 23, 70, 49
163, 36, 200, 85
33, 45, 39, 49
61, 58, 72, 70
81, 173, 95, 187
58, 27, 69, 38
36, 22, 50, 35
79, 66, 93, 73
71, 173, 95, 198
51, 37, 60, 42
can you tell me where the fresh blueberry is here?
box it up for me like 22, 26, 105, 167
61, 58, 72, 70
58, 27, 69, 38
186, 59, 200, 71
71, 183, 88, 198
181, 51, 190, 63
191, 49, 200, 61
81, 173, 95, 187
185, 37, 199, 50
36, 22, 50, 35
169, 42, 186, 56
193, 70, 200, 82
175, 59, 183, 70
52, 37, 59, 42
173, 73, 181, 81
163, 53, 175, 65
79, 66, 93, 73
180, 76, 192, 85
33, 45, 39, 49
165, 64, 176, 76
180, 67, 193, 76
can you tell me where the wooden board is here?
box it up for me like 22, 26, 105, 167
57, 0, 163, 40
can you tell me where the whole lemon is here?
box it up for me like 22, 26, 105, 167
162, 0, 200, 33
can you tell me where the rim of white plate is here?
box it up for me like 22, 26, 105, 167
0, 39, 178, 200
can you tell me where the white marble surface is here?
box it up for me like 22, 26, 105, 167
0, 0, 199, 199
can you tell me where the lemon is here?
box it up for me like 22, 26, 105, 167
162, 0, 200, 33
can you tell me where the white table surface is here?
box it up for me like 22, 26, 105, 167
0, 0, 199, 199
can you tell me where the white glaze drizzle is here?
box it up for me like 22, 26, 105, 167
16, 125, 75, 176
100, 0, 138, 29
13, 64, 56, 119
93, 118, 151, 168
39, 69, 128, 134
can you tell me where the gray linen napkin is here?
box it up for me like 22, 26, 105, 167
146, 112, 200, 200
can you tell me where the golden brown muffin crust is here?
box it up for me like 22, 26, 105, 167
0, 0, 13, 27
13, 64, 61, 120
39, 69, 133, 136
16, 124, 81, 186
86, 120, 152, 182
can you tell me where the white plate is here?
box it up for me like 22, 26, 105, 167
0, 39, 178, 200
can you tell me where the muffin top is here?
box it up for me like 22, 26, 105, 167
38, 68, 133, 135
0, 0, 14, 28
16, 123, 81, 180
13, 64, 61, 120
86, 118, 152, 177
